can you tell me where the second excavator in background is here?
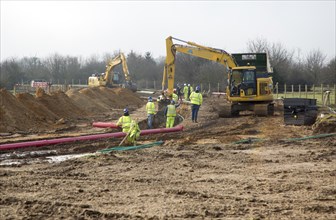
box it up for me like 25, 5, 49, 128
161, 36, 274, 117
88, 53, 137, 92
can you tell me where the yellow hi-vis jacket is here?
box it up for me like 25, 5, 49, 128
146, 102, 155, 114
172, 93, 178, 102
183, 86, 188, 95
117, 116, 132, 133
166, 104, 176, 117
190, 92, 203, 105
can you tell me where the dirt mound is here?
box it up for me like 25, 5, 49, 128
0, 89, 51, 132
36, 90, 86, 119
66, 87, 144, 114
312, 113, 336, 134
16, 93, 59, 122
1, 87, 145, 133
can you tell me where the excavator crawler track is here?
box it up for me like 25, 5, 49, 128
254, 103, 274, 116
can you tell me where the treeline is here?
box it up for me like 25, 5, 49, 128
246, 38, 335, 85
0, 51, 164, 90
0, 39, 335, 90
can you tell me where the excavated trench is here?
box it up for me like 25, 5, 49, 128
137, 110, 184, 129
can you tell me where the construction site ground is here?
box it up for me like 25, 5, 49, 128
0, 87, 335, 219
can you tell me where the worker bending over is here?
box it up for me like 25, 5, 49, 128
164, 100, 180, 128
116, 108, 140, 145
189, 86, 203, 123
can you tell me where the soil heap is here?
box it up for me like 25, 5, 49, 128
0, 87, 144, 133
312, 113, 336, 134
66, 87, 144, 114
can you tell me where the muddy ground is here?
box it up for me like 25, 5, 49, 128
0, 88, 335, 219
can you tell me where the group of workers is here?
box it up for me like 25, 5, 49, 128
116, 83, 203, 145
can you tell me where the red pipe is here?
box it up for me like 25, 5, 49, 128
92, 122, 119, 128
0, 125, 183, 151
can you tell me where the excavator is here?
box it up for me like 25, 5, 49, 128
161, 36, 274, 117
88, 53, 137, 92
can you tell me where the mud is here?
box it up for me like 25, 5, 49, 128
0, 90, 335, 219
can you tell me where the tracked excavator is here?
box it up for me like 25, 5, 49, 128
161, 36, 274, 116
88, 53, 137, 92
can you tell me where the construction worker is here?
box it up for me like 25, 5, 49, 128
116, 108, 140, 145
157, 90, 168, 111
183, 83, 189, 100
187, 84, 193, 101
146, 96, 156, 129
127, 120, 141, 145
189, 86, 203, 123
116, 108, 132, 133
157, 91, 167, 102
172, 89, 179, 103
176, 83, 183, 101
164, 100, 180, 128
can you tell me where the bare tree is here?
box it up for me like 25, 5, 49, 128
247, 37, 269, 53
0, 58, 23, 89
321, 57, 336, 84
44, 54, 67, 83
20, 57, 49, 81
246, 38, 294, 84
305, 49, 327, 83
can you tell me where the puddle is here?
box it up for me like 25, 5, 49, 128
0, 150, 93, 166
0, 150, 57, 160
0, 160, 23, 166
46, 153, 94, 163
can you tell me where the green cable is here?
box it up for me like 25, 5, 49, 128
98, 141, 164, 153
283, 133, 336, 142
232, 138, 264, 144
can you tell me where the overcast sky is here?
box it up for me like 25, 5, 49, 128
1, 1, 335, 62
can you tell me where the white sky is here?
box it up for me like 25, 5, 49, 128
1, 0, 335, 61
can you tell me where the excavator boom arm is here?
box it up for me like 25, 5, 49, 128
104, 55, 122, 82
162, 36, 237, 94
104, 53, 132, 83
120, 53, 131, 82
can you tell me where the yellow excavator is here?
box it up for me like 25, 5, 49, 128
161, 36, 274, 116
88, 53, 137, 91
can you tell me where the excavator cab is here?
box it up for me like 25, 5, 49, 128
112, 72, 121, 84
229, 68, 257, 97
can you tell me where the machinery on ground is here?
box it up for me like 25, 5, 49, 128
161, 36, 274, 116
88, 53, 137, 91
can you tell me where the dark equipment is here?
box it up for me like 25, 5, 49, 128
283, 98, 318, 125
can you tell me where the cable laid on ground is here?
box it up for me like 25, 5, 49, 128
283, 133, 336, 142
98, 141, 164, 153
232, 138, 264, 144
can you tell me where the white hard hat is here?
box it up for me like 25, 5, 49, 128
188, 84, 190, 86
